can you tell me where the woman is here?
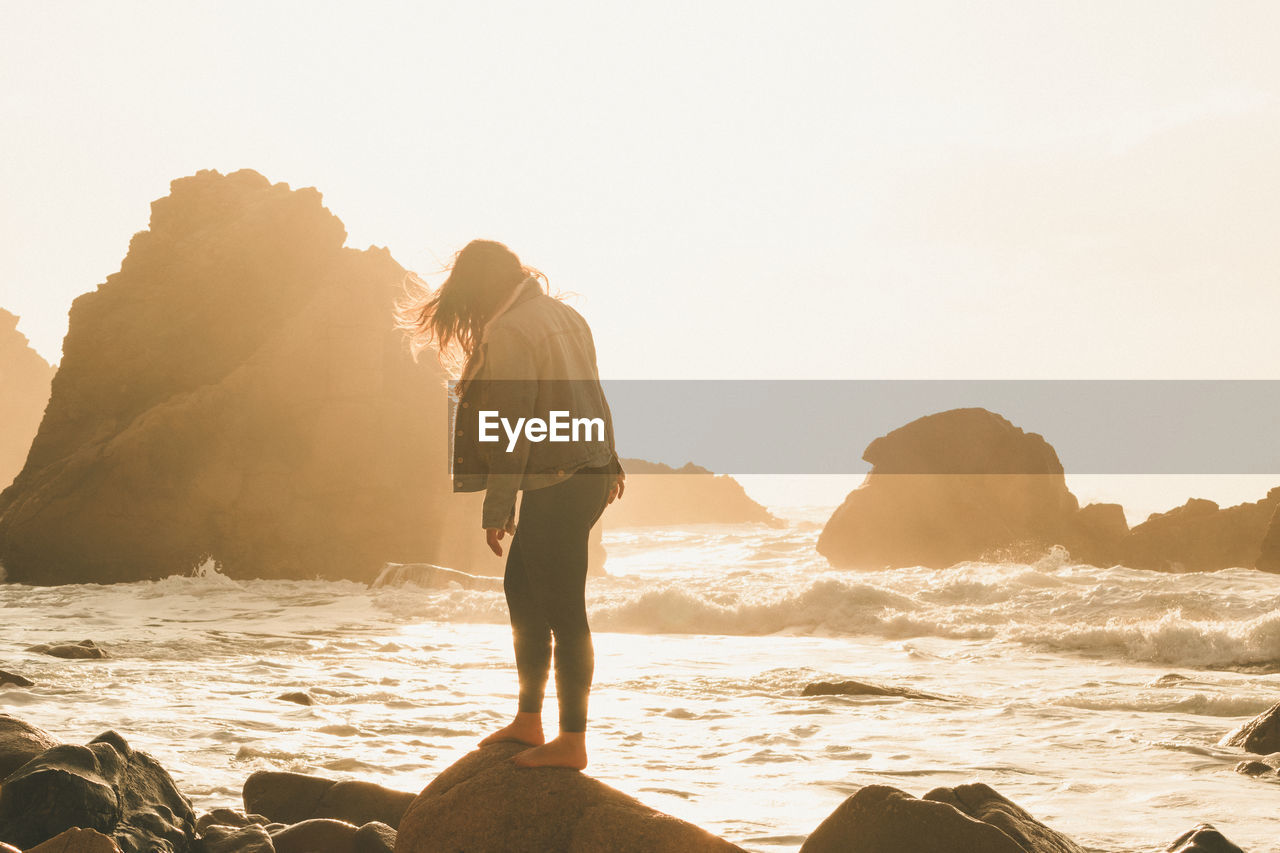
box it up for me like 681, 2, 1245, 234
395, 239, 624, 770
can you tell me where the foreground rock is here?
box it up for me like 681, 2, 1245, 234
800, 783, 1085, 853
1219, 701, 1280, 754
244, 772, 414, 829
396, 742, 745, 852
802, 680, 948, 701
0, 671, 33, 688
0, 168, 520, 584
817, 409, 1092, 569
0, 730, 195, 853
602, 459, 778, 528
0, 307, 56, 492
1165, 823, 1245, 853
0, 715, 60, 779
25, 828, 121, 853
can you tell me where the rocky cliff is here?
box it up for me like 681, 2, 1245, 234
0, 310, 55, 492
0, 169, 511, 584
602, 458, 778, 528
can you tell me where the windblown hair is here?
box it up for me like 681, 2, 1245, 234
394, 239, 546, 371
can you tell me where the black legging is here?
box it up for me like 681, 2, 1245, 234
504, 465, 611, 733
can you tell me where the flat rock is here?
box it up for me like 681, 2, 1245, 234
0, 714, 60, 780
197, 824, 274, 853
396, 742, 745, 853
0, 730, 195, 853
802, 680, 948, 701
25, 640, 107, 660
800, 783, 1086, 853
1165, 823, 1245, 853
1219, 700, 1280, 754
244, 772, 414, 829
0, 671, 34, 688
270, 819, 358, 853
25, 827, 122, 853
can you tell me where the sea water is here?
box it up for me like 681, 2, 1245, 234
3, 512, 1280, 852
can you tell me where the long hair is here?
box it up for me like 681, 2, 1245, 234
394, 239, 546, 371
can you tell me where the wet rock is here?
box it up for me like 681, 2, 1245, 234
1234, 759, 1273, 776
397, 741, 745, 853
269, 819, 357, 853
0, 714, 60, 780
800, 783, 1085, 853
195, 810, 270, 835
1149, 673, 1191, 687
1165, 823, 1245, 853
197, 825, 274, 853
0, 671, 33, 688
243, 772, 414, 829
1219, 700, 1280, 754
351, 822, 394, 853
802, 680, 948, 701
276, 692, 314, 706
0, 730, 195, 853
25, 640, 107, 659
25, 828, 122, 853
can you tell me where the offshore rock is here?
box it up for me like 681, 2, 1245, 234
0, 730, 195, 853
243, 772, 414, 829
1219, 700, 1280, 754
802, 680, 948, 701
602, 459, 778, 528
26, 640, 107, 659
396, 742, 745, 853
0, 308, 56, 492
800, 783, 1086, 853
1123, 488, 1280, 572
1165, 823, 1245, 853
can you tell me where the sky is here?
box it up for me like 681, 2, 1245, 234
3, 1, 1279, 514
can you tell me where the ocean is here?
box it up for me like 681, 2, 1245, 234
4, 509, 1280, 852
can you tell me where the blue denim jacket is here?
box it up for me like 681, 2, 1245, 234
450, 279, 621, 529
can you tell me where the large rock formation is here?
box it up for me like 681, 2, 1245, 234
0, 169, 515, 584
0, 730, 195, 853
242, 771, 414, 828
0, 309, 55, 492
799, 783, 1086, 853
1259, 502, 1280, 572
818, 409, 1098, 569
1123, 488, 1280, 572
601, 459, 777, 528
396, 742, 744, 852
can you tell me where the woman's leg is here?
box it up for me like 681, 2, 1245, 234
509, 468, 610, 768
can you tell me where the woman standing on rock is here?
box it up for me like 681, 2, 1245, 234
395, 239, 624, 770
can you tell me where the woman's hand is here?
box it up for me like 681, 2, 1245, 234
607, 472, 626, 505
486, 527, 506, 557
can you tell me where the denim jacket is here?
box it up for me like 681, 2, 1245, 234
451, 278, 621, 529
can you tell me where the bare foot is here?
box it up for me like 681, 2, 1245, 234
478, 711, 545, 747
511, 732, 588, 770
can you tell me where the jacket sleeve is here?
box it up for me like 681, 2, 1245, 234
477, 326, 539, 530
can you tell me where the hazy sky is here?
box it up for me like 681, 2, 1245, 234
3, 2, 1278, 512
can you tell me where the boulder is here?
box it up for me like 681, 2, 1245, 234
1122, 489, 1280, 572
26, 640, 107, 659
0, 715, 60, 780
799, 783, 1085, 853
1218, 700, 1280, 754
802, 680, 948, 701
0, 671, 33, 688
1165, 823, 1245, 853
243, 772, 414, 829
0, 307, 56, 492
396, 742, 745, 853
0, 168, 541, 585
25, 828, 122, 853
352, 822, 395, 853
818, 409, 1083, 569
601, 459, 778, 528
197, 825, 274, 853
276, 692, 314, 706
0, 730, 195, 853
269, 819, 357, 853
